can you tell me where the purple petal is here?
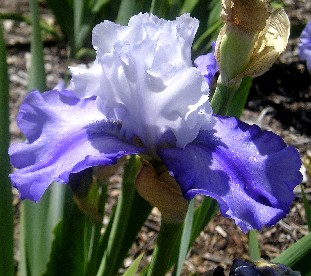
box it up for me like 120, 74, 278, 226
158, 116, 302, 232
299, 21, 311, 70
9, 90, 143, 202
194, 43, 219, 86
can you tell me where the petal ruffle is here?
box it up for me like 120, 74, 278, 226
9, 90, 143, 202
158, 116, 302, 232
71, 13, 213, 150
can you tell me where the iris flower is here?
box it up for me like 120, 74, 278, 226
9, 13, 301, 232
299, 21, 311, 70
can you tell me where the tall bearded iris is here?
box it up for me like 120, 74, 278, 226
9, 13, 301, 232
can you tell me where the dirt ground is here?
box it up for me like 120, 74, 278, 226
1, 0, 311, 275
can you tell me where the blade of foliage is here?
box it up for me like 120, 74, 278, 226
64, 168, 109, 276
82, 172, 112, 276
73, 0, 90, 53
168, 197, 218, 271
227, 77, 253, 118
248, 230, 261, 261
114, 191, 152, 271
192, 0, 222, 55
123, 254, 144, 276
190, 198, 218, 246
97, 156, 144, 276
45, 0, 126, 56
193, 20, 222, 54
44, 0, 74, 45
92, 0, 110, 13
115, 0, 153, 24
85, 206, 115, 276
150, 0, 172, 18
28, 0, 46, 91
0, 20, 14, 276
173, 199, 195, 276
273, 232, 311, 275
116, 0, 140, 25
147, 222, 182, 276
20, 185, 66, 276
180, 0, 200, 14
301, 185, 311, 232
43, 189, 87, 276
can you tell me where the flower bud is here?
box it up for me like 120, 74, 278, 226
135, 161, 188, 224
215, 0, 290, 87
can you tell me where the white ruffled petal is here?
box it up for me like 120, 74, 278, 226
71, 13, 213, 150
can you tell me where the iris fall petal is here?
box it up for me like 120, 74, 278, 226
9, 90, 143, 201
158, 116, 302, 231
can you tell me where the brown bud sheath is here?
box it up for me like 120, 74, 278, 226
135, 161, 188, 224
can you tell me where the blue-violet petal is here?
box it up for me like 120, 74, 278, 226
158, 116, 302, 232
9, 89, 143, 201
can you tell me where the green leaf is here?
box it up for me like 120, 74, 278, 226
147, 222, 182, 276
192, 0, 222, 55
248, 230, 261, 261
173, 199, 195, 276
92, 0, 110, 13
43, 189, 87, 276
190, 197, 218, 246
28, 0, 46, 91
116, 0, 139, 25
20, 184, 66, 276
116, 0, 151, 25
85, 206, 115, 276
193, 20, 222, 53
168, 197, 218, 271
45, 0, 74, 44
150, 0, 169, 18
180, 0, 200, 14
301, 185, 311, 232
123, 254, 144, 276
0, 19, 14, 276
273, 232, 311, 275
97, 156, 151, 276
114, 190, 152, 271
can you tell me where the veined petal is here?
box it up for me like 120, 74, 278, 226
9, 90, 143, 202
71, 13, 213, 150
158, 116, 302, 232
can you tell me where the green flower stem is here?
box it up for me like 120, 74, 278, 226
211, 80, 237, 115
147, 222, 182, 276
97, 156, 142, 276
